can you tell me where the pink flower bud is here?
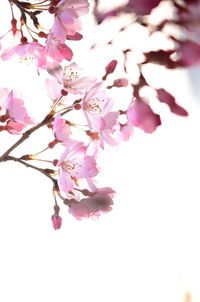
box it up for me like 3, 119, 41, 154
11, 18, 17, 35
51, 214, 62, 230
48, 5, 56, 14
105, 60, 117, 75
113, 78, 129, 87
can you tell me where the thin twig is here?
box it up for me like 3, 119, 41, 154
5, 155, 57, 184
0, 113, 53, 160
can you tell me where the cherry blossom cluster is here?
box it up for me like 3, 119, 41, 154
0, 0, 193, 230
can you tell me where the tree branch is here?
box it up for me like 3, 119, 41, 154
4, 155, 58, 186
0, 113, 53, 160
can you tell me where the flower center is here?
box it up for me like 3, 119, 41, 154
61, 160, 82, 177
84, 97, 104, 115
51, 34, 60, 45
19, 55, 37, 64
63, 68, 79, 88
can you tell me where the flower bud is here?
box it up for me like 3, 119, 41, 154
105, 60, 117, 74
102, 60, 117, 80
48, 5, 56, 14
38, 31, 48, 38
20, 36, 28, 44
74, 103, 81, 110
51, 214, 62, 230
113, 78, 129, 87
60, 89, 68, 96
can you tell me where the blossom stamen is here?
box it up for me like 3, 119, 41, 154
84, 97, 105, 115
64, 68, 79, 88
61, 160, 82, 176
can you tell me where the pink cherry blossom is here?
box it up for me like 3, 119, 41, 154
87, 111, 121, 151
4, 90, 34, 133
68, 191, 114, 220
82, 82, 113, 130
58, 143, 99, 193
82, 83, 121, 149
99, 112, 120, 146
47, 62, 96, 94
45, 31, 73, 62
53, 113, 78, 145
5, 91, 33, 124
127, 99, 161, 133
54, 0, 89, 37
1, 42, 47, 68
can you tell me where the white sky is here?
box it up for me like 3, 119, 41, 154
1, 1, 200, 302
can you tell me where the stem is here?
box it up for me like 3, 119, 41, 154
9, 1, 15, 19
0, 113, 53, 159
5, 155, 57, 184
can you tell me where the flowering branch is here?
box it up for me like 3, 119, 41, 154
0, 0, 196, 229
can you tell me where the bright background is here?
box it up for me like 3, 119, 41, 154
1, 1, 200, 302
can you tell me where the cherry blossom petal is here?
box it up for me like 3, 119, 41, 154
127, 99, 161, 133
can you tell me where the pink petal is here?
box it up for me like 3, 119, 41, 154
58, 167, 74, 192
127, 99, 161, 133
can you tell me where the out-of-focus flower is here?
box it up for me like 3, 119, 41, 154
176, 39, 200, 66
127, 98, 161, 133
69, 190, 114, 220
156, 88, 188, 116
127, 0, 162, 15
